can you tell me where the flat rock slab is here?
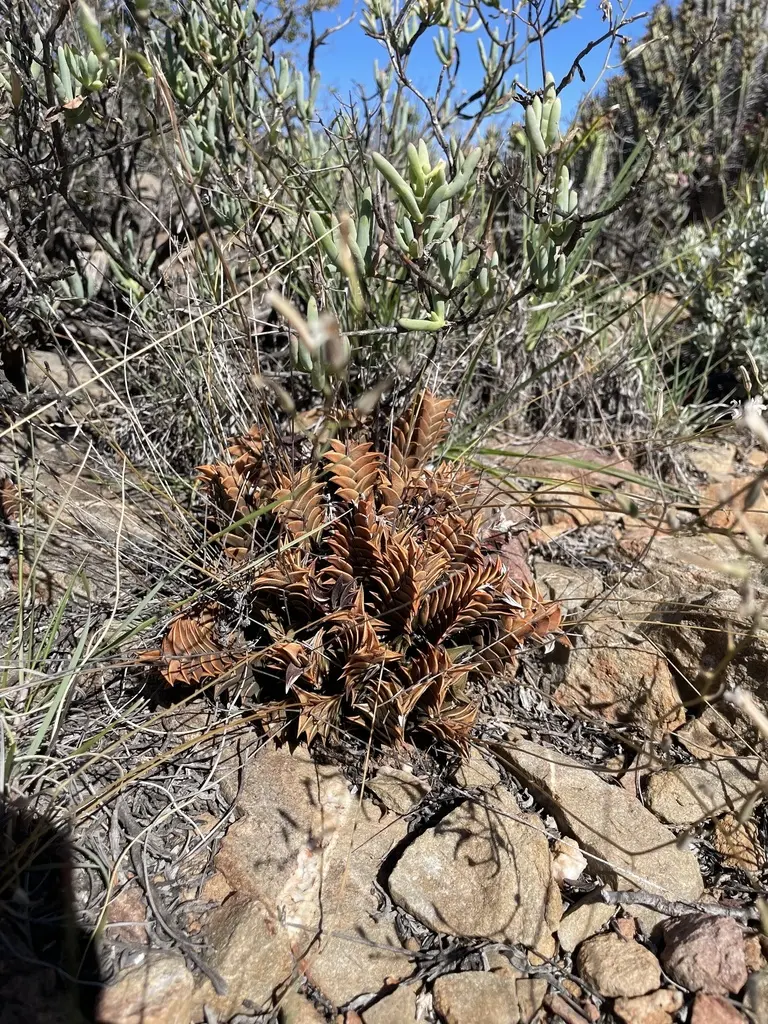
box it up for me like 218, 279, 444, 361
388, 789, 561, 951
432, 971, 519, 1024
645, 758, 767, 825
493, 738, 704, 910
215, 743, 409, 1009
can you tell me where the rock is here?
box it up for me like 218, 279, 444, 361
365, 767, 429, 815
614, 988, 683, 1024
687, 441, 737, 480
533, 560, 604, 616
713, 815, 764, 872
557, 898, 615, 953
361, 985, 418, 1024
498, 436, 635, 493
744, 968, 768, 1024
194, 893, 294, 1018
96, 952, 195, 1024
645, 758, 767, 825
529, 483, 605, 545
675, 715, 736, 760
744, 934, 765, 973
552, 624, 684, 732
105, 882, 148, 946
700, 477, 768, 535
388, 789, 561, 952
215, 743, 409, 1009
432, 971, 519, 1024
576, 934, 661, 998
643, 586, 768, 717
454, 751, 501, 789
551, 837, 588, 885
493, 738, 704, 928
278, 989, 327, 1024
661, 914, 748, 995
515, 978, 548, 1023
690, 993, 747, 1024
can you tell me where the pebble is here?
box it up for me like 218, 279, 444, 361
576, 934, 661, 998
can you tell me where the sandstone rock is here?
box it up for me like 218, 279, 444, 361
690, 993, 747, 1024
216, 743, 409, 1008
687, 441, 736, 480
614, 988, 683, 1024
700, 477, 768, 535
96, 952, 195, 1024
388, 790, 561, 951
365, 767, 430, 815
515, 978, 548, 1023
645, 758, 767, 825
533, 560, 604, 616
662, 914, 748, 995
105, 882, 148, 946
432, 971, 519, 1024
278, 989, 327, 1024
744, 968, 768, 1024
493, 738, 704, 925
553, 624, 683, 731
454, 751, 501, 789
557, 898, 615, 953
529, 483, 605, 545
744, 934, 766, 973
194, 893, 294, 1018
675, 714, 737, 760
361, 985, 418, 1024
576, 934, 661, 998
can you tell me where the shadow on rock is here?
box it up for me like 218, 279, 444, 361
0, 798, 103, 1023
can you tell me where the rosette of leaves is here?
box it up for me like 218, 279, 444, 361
141, 391, 565, 752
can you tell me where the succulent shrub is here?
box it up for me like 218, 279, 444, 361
142, 391, 565, 751
666, 177, 768, 389
570, 0, 768, 265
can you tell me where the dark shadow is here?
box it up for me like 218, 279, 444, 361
0, 798, 103, 1024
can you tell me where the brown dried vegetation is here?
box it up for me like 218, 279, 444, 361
141, 392, 565, 751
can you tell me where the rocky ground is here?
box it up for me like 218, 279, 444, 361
1, 358, 767, 1024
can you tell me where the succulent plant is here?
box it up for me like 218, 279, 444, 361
141, 391, 565, 751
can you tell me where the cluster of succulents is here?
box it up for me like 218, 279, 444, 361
142, 391, 565, 751
668, 178, 768, 382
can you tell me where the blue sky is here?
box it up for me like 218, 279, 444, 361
308, 1, 651, 126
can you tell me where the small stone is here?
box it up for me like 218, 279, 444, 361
645, 759, 767, 825
553, 624, 684, 732
615, 917, 637, 941
551, 837, 588, 886
365, 767, 429, 816
675, 716, 736, 760
744, 969, 768, 1024
744, 934, 766, 973
614, 988, 683, 1024
432, 972, 519, 1024
388, 790, 561, 951
712, 815, 764, 872
200, 870, 233, 903
96, 953, 195, 1024
557, 898, 615, 953
662, 914, 748, 995
690, 993, 747, 1024
361, 985, 418, 1024
516, 978, 548, 1023
576, 935, 661, 998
